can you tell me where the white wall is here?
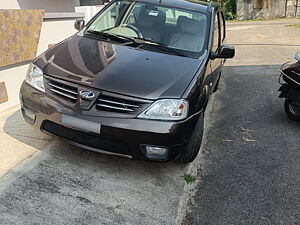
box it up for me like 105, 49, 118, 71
1, 0, 80, 12
75, 5, 104, 22
0, 1, 83, 112
37, 19, 77, 55
0, 63, 29, 112
0, 18, 79, 112
1, 0, 20, 9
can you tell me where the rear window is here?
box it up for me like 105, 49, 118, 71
163, 8, 207, 25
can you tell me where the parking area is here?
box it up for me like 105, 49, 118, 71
0, 19, 300, 225
0, 107, 202, 224
188, 19, 300, 224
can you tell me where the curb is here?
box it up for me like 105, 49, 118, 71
175, 89, 218, 225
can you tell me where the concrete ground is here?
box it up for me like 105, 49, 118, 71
187, 20, 300, 224
0, 109, 204, 223
0, 106, 52, 177
0, 19, 300, 225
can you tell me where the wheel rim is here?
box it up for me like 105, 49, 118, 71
289, 103, 300, 116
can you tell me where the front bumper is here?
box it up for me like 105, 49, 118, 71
20, 81, 201, 161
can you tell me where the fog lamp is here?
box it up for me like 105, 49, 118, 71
141, 145, 169, 160
21, 107, 36, 124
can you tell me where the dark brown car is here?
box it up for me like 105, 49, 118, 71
19, 0, 235, 163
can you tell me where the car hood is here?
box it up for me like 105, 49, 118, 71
35, 35, 205, 100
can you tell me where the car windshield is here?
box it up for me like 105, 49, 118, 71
86, 0, 208, 58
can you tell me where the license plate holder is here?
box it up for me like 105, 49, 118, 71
62, 115, 101, 134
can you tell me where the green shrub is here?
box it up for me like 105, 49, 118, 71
206, 0, 236, 20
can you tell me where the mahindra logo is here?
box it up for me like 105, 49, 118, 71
80, 90, 96, 100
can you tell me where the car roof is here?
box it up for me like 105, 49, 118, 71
125, 0, 218, 12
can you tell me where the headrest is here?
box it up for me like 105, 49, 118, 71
181, 18, 202, 34
137, 12, 154, 28
155, 11, 166, 24
176, 16, 188, 28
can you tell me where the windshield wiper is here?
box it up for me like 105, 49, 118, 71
86, 30, 135, 44
86, 31, 187, 57
133, 37, 188, 57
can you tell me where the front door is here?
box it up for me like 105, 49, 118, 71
210, 11, 222, 92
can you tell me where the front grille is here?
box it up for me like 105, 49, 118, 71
42, 120, 130, 155
44, 76, 151, 115
47, 80, 78, 103
96, 95, 141, 113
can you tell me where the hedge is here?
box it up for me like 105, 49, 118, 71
206, 0, 236, 20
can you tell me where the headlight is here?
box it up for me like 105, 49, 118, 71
25, 63, 45, 92
138, 99, 188, 121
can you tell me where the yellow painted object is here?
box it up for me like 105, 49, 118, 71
0, 9, 44, 67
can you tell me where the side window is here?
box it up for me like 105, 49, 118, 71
89, 2, 119, 31
219, 11, 226, 42
212, 13, 220, 52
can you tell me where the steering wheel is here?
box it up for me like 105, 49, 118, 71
120, 24, 143, 38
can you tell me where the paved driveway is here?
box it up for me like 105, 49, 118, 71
188, 20, 300, 225
0, 105, 200, 225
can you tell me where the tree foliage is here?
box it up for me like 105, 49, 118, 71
207, 0, 236, 20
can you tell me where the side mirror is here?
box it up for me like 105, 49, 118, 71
295, 51, 300, 61
211, 45, 235, 60
74, 19, 85, 31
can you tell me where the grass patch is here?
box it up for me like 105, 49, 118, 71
228, 17, 294, 23
288, 24, 300, 29
228, 19, 258, 23
182, 174, 196, 184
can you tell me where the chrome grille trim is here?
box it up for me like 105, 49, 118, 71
48, 82, 77, 95
44, 75, 148, 114
45, 78, 78, 103
49, 88, 77, 100
98, 98, 140, 108
96, 95, 144, 113
96, 103, 134, 112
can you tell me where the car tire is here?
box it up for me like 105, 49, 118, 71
175, 112, 204, 164
284, 99, 300, 122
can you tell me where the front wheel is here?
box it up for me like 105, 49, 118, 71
175, 113, 204, 164
284, 99, 300, 122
